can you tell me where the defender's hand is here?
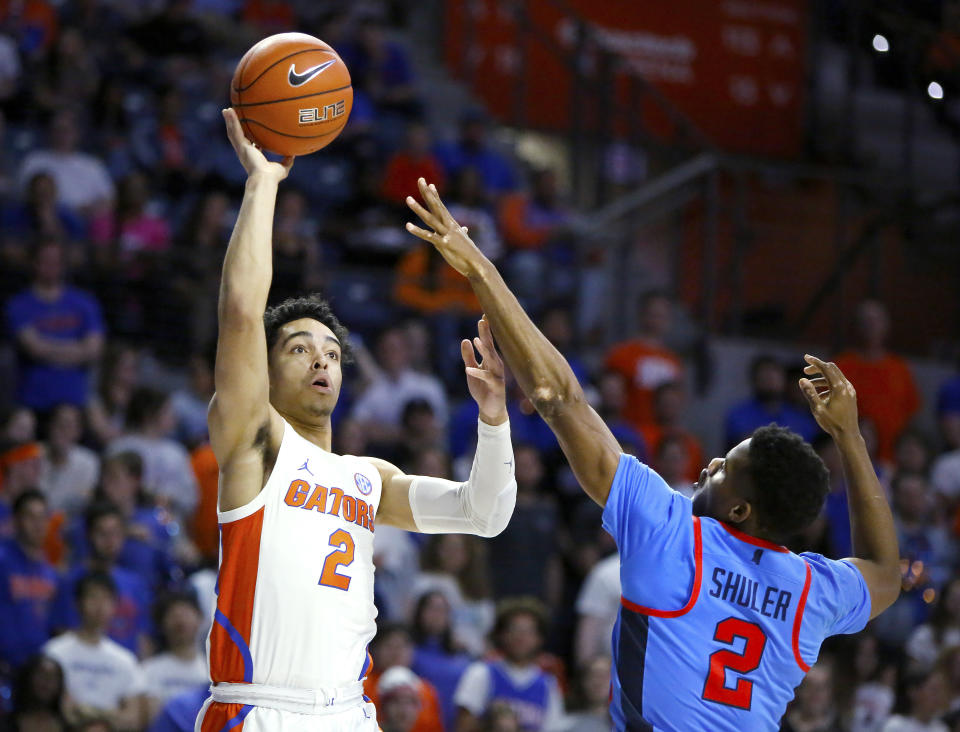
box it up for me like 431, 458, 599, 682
463, 316, 507, 426
223, 108, 294, 181
799, 355, 860, 438
406, 177, 487, 278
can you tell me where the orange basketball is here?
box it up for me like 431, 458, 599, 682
230, 33, 353, 157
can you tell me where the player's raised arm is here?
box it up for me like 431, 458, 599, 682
375, 317, 516, 536
799, 355, 901, 618
406, 178, 621, 506
208, 109, 293, 508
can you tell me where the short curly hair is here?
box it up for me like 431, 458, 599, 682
747, 424, 828, 541
263, 294, 352, 363
492, 596, 549, 645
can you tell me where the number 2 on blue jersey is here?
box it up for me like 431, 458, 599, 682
702, 617, 767, 710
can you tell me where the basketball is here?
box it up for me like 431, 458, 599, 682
230, 33, 353, 157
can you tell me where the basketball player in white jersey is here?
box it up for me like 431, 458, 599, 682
195, 110, 517, 732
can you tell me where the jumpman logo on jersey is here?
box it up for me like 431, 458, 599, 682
752, 549, 764, 565
298, 459, 314, 476
504, 458, 514, 472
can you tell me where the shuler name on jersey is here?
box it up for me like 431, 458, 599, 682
708, 566, 793, 621
283, 479, 375, 533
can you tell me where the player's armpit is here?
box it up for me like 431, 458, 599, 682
541, 397, 622, 507
212, 404, 283, 513
368, 457, 419, 531
843, 557, 901, 619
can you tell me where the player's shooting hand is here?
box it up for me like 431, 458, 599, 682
406, 178, 487, 278
464, 316, 508, 426
798, 355, 860, 438
222, 108, 294, 182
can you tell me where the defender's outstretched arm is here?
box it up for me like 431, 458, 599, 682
406, 179, 620, 506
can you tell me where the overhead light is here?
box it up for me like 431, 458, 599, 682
928, 81, 944, 100
872, 34, 890, 53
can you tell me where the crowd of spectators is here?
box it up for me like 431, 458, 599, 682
0, 1, 957, 731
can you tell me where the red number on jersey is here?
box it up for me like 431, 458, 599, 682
318, 529, 355, 591
702, 617, 767, 709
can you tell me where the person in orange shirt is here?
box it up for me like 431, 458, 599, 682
0, 0, 58, 56
377, 666, 444, 732
364, 624, 444, 732
497, 170, 569, 252
394, 243, 482, 385
604, 292, 684, 430
497, 169, 576, 313
189, 441, 219, 564
834, 299, 920, 463
382, 123, 446, 205
639, 382, 704, 484
0, 441, 44, 538
241, 0, 295, 34
394, 243, 481, 316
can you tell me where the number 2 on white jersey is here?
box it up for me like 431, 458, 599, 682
318, 529, 355, 591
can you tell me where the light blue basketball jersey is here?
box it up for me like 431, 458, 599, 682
602, 455, 871, 731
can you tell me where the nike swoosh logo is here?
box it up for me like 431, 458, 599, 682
288, 60, 336, 87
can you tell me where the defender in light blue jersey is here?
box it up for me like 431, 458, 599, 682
604, 444, 869, 730
405, 180, 903, 732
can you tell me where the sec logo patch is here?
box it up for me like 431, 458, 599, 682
355, 472, 373, 496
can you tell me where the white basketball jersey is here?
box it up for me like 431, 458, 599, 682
207, 419, 381, 689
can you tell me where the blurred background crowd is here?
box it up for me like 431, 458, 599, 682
0, 0, 959, 731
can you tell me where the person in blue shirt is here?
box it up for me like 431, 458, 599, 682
66, 452, 178, 592
434, 108, 518, 195
146, 684, 210, 732
725, 354, 819, 448
453, 597, 564, 731
0, 489, 58, 669
1, 171, 87, 244
450, 380, 558, 462
406, 181, 903, 732
52, 502, 152, 656
410, 590, 472, 731
337, 13, 421, 125
4, 238, 105, 412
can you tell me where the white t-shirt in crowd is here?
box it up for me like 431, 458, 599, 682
43, 632, 145, 711
38, 445, 100, 515
187, 568, 217, 648
142, 652, 208, 703
19, 150, 115, 211
454, 660, 563, 730
0, 34, 21, 93
575, 553, 621, 657
552, 711, 614, 732
106, 434, 198, 516
409, 572, 494, 657
881, 716, 949, 732
931, 450, 960, 499
905, 624, 960, 670
350, 370, 449, 427
850, 682, 895, 732
373, 525, 420, 621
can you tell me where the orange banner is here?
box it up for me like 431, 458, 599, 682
445, 0, 807, 156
